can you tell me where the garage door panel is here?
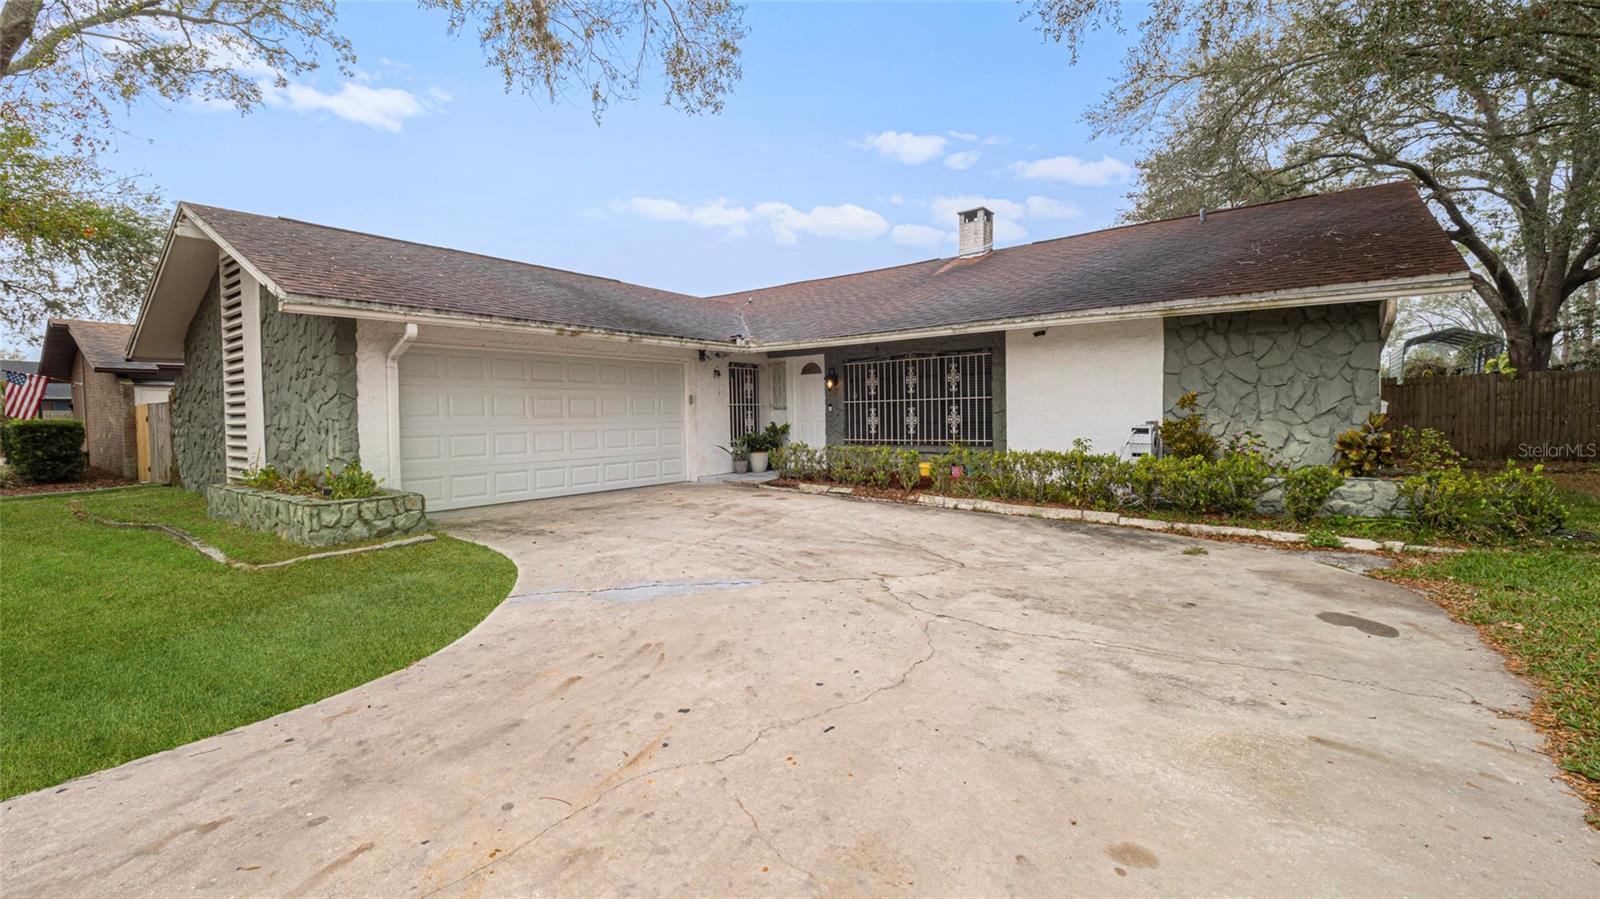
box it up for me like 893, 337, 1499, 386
446, 356, 484, 380
400, 348, 688, 510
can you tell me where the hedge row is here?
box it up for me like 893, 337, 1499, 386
774, 442, 1276, 517
771, 442, 1568, 540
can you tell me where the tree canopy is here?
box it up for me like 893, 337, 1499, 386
1032, 0, 1600, 371
0, 0, 746, 336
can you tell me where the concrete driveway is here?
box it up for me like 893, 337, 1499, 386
3, 484, 1596, 897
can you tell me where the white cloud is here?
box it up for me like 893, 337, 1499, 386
929, 195, 1027, 222
891, 224, 951, 247
859, 130, 948, 164
754, 202, 888, 244
1008, 153, 1133, 186
921, 194, 1086, 245
943, 150, 981, 171
993, 217, 1028, 242
609, 197, 752, 232
264, 82, 435, 132
1025, 196, 1082, 219
612, 196, 887, 244
948, 130, 979, 142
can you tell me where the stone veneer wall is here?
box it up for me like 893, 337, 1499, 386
1163, 302, 1383, 466
819, 331, 1007, 451
1256, 476, 1409, 519
207, 485, 428, 546
171, 273, 226, 491
260, 288, 359, 473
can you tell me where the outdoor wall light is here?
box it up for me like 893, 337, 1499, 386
825, 368, 838, 391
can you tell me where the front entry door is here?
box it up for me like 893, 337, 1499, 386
794, 359, 826, 446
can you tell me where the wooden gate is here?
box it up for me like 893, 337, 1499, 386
136, 402, 174, 484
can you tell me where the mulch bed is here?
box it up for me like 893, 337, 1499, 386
0, 472, 140, 497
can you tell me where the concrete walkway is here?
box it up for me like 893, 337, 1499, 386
2, 484, 1595, 896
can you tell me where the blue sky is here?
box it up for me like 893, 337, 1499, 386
25, 2, 1144, 349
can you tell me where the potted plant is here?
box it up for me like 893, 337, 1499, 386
745, 422, 790, 474
720, 439, 751, 474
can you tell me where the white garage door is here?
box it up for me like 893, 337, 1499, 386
398, 347, 687, 510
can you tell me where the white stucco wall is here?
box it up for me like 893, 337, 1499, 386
354, 320, 767, 487
1004, 318, 1165, 455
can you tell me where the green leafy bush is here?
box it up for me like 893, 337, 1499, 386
325, 458, 381, 499
1119, 451, 1272, 515
1, 419, 86, 483
0, 462, 19, 489
744, 422, 790, 454
1158, 390, 1219, 460
1400, 462, 1566, 541
1400, 467, 1485, 536
1395, 426, 1464, 472
1333, 413, 1395, 476
1482, 461, 1568, 537
772, 442, 826, 480
236, 458, 382, 499
1282, 465, 1345, 524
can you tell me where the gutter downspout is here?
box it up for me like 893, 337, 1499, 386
385, 323, 418, 487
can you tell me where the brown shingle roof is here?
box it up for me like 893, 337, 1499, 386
182, 204, 747, 342
183, 182, 1466, 346
716, 182, 1469, 342
39, 319, 170, 379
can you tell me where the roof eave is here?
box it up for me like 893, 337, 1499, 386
276, 294, 747, 350
279, 269, 1469, 351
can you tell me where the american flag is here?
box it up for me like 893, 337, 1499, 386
3, 369, 50, 420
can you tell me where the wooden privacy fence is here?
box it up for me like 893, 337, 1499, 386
1381, 370, 1600, 461
135, 402, 174, 484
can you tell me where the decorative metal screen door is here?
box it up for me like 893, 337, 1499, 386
729, 363, 760, 441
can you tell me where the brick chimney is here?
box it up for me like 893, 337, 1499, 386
958, 206, 993, 257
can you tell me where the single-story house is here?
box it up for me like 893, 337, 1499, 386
38, 319, 182, 480
125, 182, 1469, 511
0, 360, 74, 416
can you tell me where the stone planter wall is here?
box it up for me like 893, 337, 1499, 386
1255, 476, 1408, 519
207, 485, 429, 546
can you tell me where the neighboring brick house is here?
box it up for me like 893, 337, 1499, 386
38, 319, 183, 479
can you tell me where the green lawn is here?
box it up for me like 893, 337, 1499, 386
0, 486, 515, 799
1379, 483, 1600, 822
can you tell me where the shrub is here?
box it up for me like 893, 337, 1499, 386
326, 458, 381, 499
1399, 463, 1564, 541
1395, 426, 1464, 472
823, 445, 905, 488
1333, 412, 1395, 476
1282, 465, 1345, 524
891, 450, 923, 490
772, 442, 826, 480
236, 458, 382, 499
1400, 467, 1486, 536
1206, 451, 1277, 516
1158, 390, 1219, 460
1, 419, 86, 483
0, 462, 18, 489
1482, 461, 1568, 537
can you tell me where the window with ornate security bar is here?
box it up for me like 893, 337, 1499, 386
728, 362, 761, 442
842, 350, 992, 446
